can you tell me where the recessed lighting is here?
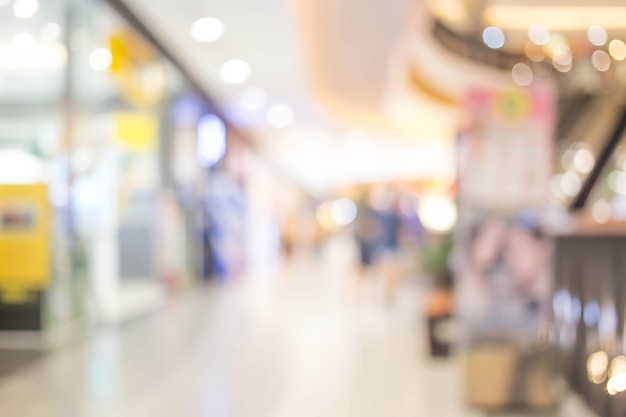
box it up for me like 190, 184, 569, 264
190, 17, 224, 43
238, 87, 267, 110
220, 59, 250, 84
89, 48, 112, 71
13, 0, 38, 18
266, 104, 294, 129
609, 39, 626, 61
528, 24, 549, 45
482, 26, 505, 49
588, 25, 608, 46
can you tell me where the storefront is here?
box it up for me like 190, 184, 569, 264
0, 0, 239, 335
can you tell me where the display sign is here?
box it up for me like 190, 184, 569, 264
0, 184, 50, 290
457, 87, 556, 408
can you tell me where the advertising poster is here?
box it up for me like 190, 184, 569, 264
457, 88, 556, 408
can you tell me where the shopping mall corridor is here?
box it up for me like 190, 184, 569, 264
0, 237, 593, 417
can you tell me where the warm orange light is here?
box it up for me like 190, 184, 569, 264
485, 6, 626, 31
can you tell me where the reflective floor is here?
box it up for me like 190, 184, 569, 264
0, 238, 597, 417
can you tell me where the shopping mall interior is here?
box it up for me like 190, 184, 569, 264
2, 0, 626, 415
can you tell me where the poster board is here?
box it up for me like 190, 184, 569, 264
457, 88, 556, 408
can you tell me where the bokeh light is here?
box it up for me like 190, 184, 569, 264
572, 147, 594, 174
559, 171, 581, 197
12, 32, 34, 52
197, 114, 226, 168
511, 63, 533, 86
528, 24, 549, 46
592, 200, 611, 224
609, 39, 626, 61
190, 17, 224, 43
417, 195, 457, 233
587, 25, 608, 46
89, 48, 112, 71
13, 0, 38, 18
220, 59, 250, 84
587, 351, 609, 384
591, 50, 611, 72
482, 26, 505, 49
331, 198, 357, 226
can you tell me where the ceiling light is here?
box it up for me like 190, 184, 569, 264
190, 17, 224, 43
482, 26, 505, 49
592, 50, 611, 71
528, 24, 549, 45
13, 0, 38, 18
266, 104, 294, 129
588, 25, 608, 46
220, 59, 250, 84
484, 6, 626, 31
511, 63, 533, 86
89, 48, 112, 71
609, 39, 626, 61
238, 87, 267, 111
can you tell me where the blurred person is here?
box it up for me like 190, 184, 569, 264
375, 192, 403, 303
279, 212, 295, 262
353, 190, 382, 300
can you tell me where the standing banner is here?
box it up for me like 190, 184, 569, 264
456, 88, 556, 409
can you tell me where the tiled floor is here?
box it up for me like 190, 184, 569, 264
0, 238, 598, 416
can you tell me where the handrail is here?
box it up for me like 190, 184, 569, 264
431, 19, 548, 72
570, 104, 626, 211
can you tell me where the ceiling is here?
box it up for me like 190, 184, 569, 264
126, 0, 626, 192
123, 0, 458, 192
